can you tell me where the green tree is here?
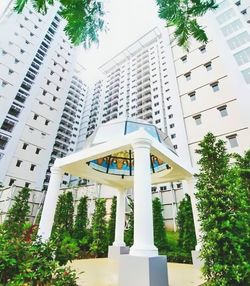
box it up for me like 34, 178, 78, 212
4, 187, 30, 237
14, 0, 218, 48
74, 196, 88, 241
90, 198, 108, 257
195, 133, 250, 286
124, 196, 134, 247
52, 191, 74, 237
176, 194, 196, 254
152, 197, 167, 252
107, 196, 117, 245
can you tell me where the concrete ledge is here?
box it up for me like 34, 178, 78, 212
108, 245, 130, 259
119, 255, 168, 286
192, 250, 203, 268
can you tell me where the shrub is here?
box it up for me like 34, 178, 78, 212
153, 197, 167, 252
90, 198, 108, 257
176, 194, 196, 255
195, 133, 250, 286
0, 229, 78, 285
107, 196, 117, 245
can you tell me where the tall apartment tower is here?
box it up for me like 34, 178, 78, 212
0, 1, 88, 190
98, 29, 190, 160
167, 0, 250, 167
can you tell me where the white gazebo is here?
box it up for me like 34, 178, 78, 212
38, 118, 194, 286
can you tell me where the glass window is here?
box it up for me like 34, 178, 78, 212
227, 134, 238, 148
211, 82, 219, 92
218, 105, 228, 117
193, 115, 202, 125
221, 19, 243, 36
204, 62, 212, 71
188, 91, 196, 101
216, 8, 236, 24
126, 121, 160, 141
241, 68, 250, 83
227, 32, 250, 50
234, 47, 250, 65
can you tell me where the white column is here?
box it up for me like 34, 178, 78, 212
130, 138, 158, 257
38, 166, 63, 241
183, 179, 202, 250
113, 190, 126, 246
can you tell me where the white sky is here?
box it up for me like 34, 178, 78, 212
77, 0, 162, 82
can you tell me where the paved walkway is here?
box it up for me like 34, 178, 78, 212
70, 258, 204, 286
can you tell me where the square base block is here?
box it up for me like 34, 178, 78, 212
119, 255, 168, 286
108, 245, 130, 259
192, 250, 203, 268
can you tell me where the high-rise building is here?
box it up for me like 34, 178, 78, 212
0, 1, 89, 190
167, 0, 250, 167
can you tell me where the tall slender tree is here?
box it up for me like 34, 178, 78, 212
124, 196, 134, 247
176, 194, 196, 254
74, 196, 88, 241
107, 196, 117, 245
195, 133, 250, 286
152, 197, 167, 252
52, 191, 74, 237
3, 187, 31, 237
90, 198, 108, 257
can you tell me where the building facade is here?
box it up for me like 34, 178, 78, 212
0, 1, 89, 190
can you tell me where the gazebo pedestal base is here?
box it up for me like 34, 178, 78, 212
192, 250, 203, 268
119, 255, 168, 286
108, 245, 130, 259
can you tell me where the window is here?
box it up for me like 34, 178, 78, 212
184, 72, 191, 81
43, 90, 47, 96
199, 45, 206, 53
167, 105, 172, 110
216, 8, 235, 24
188, 91, 196, 101
171, 134, 176, 139
155, 119, 161, 124
9, 179, 15, 186
227, 32, 250, 50
221, 19, 243, 36
25, 182, 30, 188
33, 114, 38, 120
227, 134, 238, 148
45, 119, 49, 125
234, 47, 250, 66
173, 145, 178, 149
30, 164, 36, 171
35, 148, 41, 154
16, 160, 22, 167
218, 105, 228, 117
241, 67, 250, 84
47, 80, 51, 85
53, 96, 56, 101
193, 114, 202, 125
211, 81, 219, 92
155, 110, 160, 115
181, 55, 187, 63
170, 123, 175, 128
168, 114, 173, 119
204, 62, 212, 71
22, 143, 28, 150
154, 102, 159, 107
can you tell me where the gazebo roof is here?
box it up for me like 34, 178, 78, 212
54, 118, 193, 189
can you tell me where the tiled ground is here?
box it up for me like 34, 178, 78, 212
70, 258, 204, 286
